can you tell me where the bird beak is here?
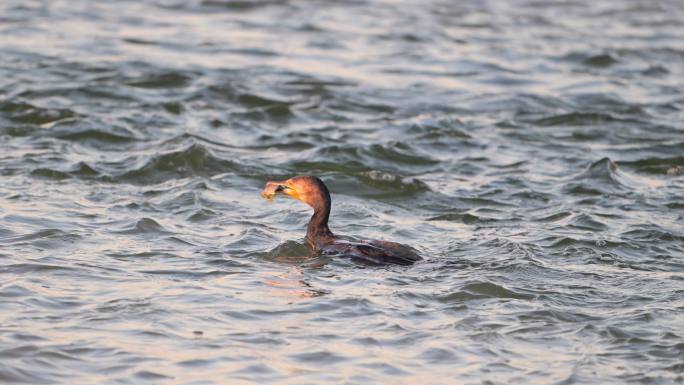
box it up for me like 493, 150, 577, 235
261, 180, 299, 201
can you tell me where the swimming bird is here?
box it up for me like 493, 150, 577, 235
261, 175, 422, 265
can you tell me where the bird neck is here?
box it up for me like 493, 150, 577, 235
306, 193, 333, 248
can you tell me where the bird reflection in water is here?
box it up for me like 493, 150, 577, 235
261, 267, 329, 299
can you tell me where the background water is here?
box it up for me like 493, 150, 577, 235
1, 0, 683, 384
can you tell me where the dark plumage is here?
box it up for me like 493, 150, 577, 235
261, 175, 422, 265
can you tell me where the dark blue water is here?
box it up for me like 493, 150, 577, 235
1, 0, 683, 384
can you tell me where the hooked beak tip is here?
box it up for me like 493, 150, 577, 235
261, 181, 287, 201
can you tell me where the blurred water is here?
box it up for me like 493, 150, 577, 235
1, 0, 683, 384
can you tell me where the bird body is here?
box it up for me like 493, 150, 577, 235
261, 175, 422, 265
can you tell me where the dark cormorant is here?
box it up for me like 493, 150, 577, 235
261, 175, 422, 265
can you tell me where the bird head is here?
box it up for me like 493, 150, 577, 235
260, 175, 330, 209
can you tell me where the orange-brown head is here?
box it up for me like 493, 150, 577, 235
261, 176, 336, 246
260, 175, 331, 211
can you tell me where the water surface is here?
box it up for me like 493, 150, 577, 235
1, 0, 683, 384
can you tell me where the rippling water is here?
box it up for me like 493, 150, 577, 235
1, 0, 683, 384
